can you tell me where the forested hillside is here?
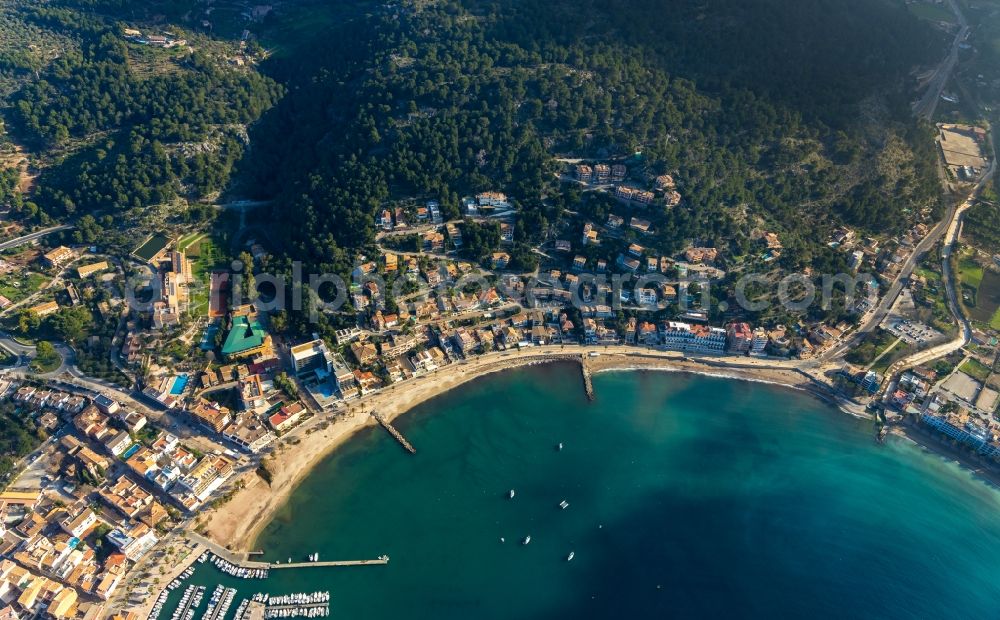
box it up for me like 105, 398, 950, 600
0, 0, 949, 283
243, 0, 944, 279
0, 1, 282, 225
490, 0, 943, 125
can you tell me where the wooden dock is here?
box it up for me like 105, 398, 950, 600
371, 411, 416, 454
580, 357, 595, 401
267, 604, 329, 611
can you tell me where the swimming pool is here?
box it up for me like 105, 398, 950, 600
121, 443, 140, 459
199, 324, 219, 350
170, 374, 189, 395
310, 379, 336, 399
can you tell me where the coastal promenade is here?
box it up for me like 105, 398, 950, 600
270, 558, 389, 568
188, 532, 260, 565
109, 536, 204, 618
199, 344, 835, 551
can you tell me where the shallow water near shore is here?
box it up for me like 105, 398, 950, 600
169, 363, 1000, 618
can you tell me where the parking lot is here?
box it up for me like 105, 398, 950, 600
882, 317, 944, 346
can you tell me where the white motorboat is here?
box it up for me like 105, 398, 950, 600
522, 536, 531, 545
567, 551, 575, 561
508, 489, 515, 499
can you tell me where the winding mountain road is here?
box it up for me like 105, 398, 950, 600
913, 0, 969, 120
0, 225, 74, 251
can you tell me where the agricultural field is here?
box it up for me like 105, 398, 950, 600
979, 269, 1000, 328
956, 249, 1000, 326
957, 252, 984, 289
0, 271, 48, 305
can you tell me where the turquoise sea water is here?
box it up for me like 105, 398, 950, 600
168, 364, 1000, 618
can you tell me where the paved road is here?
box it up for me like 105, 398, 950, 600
938, 196, 975, 347
868, 134, 996, 377
937, 132, 996, 348
821, 206, 955, 361
0, 225, 74, 252
823, 130, 996, 363
913, 0, 969, 120
883, 166, 990, 377
0, 330, 35, 357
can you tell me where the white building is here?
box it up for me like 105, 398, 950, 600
290, 339, 334, 376
750, 327, 768, 355
660, 322, 726, 353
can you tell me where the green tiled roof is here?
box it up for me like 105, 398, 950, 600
222, 316, 267, 356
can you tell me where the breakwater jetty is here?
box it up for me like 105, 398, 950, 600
187, 533, 388, 570
580, 356, 595, 401
371, 411, 416, 454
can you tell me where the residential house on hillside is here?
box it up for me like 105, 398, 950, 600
629, 217, 652, 233
42, 246, 74, 269
350, 341, 379, 365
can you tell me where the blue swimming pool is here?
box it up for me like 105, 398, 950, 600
315, 380, 336, 398
170, 374, 189, 395
122, 443, 140, 459
199, 324, 219, 350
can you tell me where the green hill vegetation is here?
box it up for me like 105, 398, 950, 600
0, 0, 953, 336
241, 0, 943, 279
0, 1, 283, 227
966, 199, 1000, 253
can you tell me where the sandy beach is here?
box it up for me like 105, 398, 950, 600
197, 347, 857, 551
890, 421, 1000, 489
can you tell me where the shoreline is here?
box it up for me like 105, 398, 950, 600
889, 421, 1000, 490
198, 347, 860, 551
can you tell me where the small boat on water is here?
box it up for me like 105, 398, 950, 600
566, 551, 575, 561
508, 489, 516, 499
522, 536, 531, 545
500, 537, 505, 543
559, 500, 569, 510
557, 442, 563, 451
